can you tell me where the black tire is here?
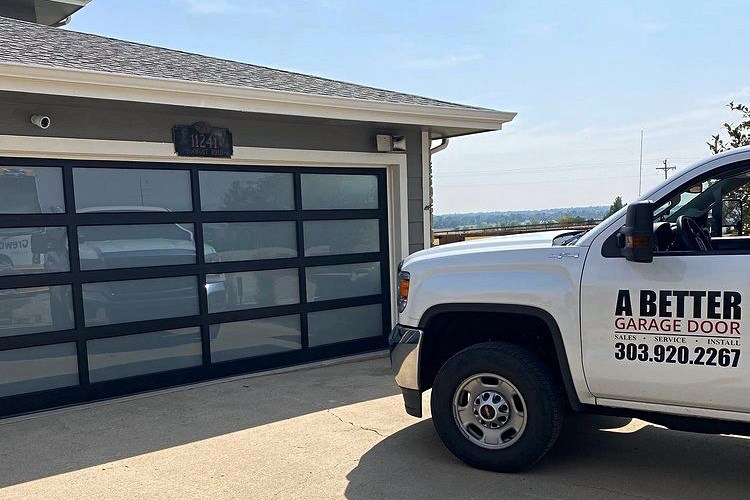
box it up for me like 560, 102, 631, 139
430, 342, 564, 472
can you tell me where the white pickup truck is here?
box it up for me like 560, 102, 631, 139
390, 147, 750, 472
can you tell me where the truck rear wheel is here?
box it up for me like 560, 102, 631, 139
430, 342, 564, 472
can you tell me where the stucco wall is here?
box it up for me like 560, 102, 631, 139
0, 91, 426, 253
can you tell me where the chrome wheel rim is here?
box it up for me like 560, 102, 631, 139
452, 373, 528, 450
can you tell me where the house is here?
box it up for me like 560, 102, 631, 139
0, 3, 515, 416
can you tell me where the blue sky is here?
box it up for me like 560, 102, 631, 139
68, 1, 750, 213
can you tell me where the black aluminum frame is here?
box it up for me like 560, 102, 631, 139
0, 158, 391, 417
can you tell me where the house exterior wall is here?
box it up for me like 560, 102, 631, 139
0, 3, 36, 23
0, 91, 428, 253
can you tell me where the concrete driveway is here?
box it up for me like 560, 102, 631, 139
0, 355, 748, 499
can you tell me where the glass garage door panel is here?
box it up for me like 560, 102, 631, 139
207, 268, 299, 313
78, 224, 196, 270
199, 171, 294, 211
0, 226, 69, 276
300, 174, 378, 210
303, 219, 379, 256
308, 304, 383, 347
87, 327, 203, 383
0, 161, 389, 417
209, 315, 302, 362
0, 167, 65, 214
0, 343, 79, 397
203, 222, 297, 262
73, 168, 192, 212
82, 276, 199, 326
0, 285, 74, 337
305, 262, 381, 302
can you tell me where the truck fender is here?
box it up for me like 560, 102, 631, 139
418, 303, 583, 411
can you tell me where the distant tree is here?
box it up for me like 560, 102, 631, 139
606, 196, 624, 217
708, 101, 750, 234
558, 215, 586, 224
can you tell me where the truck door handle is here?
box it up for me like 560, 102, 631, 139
549, 252, 579, 259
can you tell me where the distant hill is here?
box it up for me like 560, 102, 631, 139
434, 205, 609, 231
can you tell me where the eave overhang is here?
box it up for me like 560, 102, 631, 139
0, 61, 516, 138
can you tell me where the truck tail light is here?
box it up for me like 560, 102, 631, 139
397, 271, 410, 312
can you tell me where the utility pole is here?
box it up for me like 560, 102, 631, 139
638, 130, 644, 195
657, 158, 676, 180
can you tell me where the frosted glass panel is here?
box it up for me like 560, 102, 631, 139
73, 168, 192, 212
306, 262, 381, 302
0, 343, 78, 397
304, 219, 379, 256
199, 171, 294, 211
308, 304, 383, 346
210, 315, 301, 362
83, 276, 199, 326
78, 224, 196, 270
0, 167, 65, 214
0, 227, 69, 275
203, 222, 297, 262
301, 174, 378, 210
207, 268, 299, 313
88, 327, 203, 382
0, 285, 74, 337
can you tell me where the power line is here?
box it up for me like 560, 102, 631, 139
436, 157, 701, 178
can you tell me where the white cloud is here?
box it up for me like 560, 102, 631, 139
180, 0, 298, 15
404, 50, 484, 70
640, 21, 668, 34
517, 22, 556, 37
183, 0, 233, 14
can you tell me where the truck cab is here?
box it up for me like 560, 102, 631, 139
390, 146, 750, 472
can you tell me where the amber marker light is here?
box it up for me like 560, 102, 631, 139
397, 271, 410, 312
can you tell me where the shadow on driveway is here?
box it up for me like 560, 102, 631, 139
0, 355, 396, 488
345, 413, 750, 499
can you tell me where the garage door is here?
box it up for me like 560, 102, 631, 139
0, 160, 391, 417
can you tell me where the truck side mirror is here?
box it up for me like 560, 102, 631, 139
617, 201, 654, 263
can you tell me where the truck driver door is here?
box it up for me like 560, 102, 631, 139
580, 166, 750, 413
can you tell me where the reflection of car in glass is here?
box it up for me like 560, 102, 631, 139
0, 167, 43, 214
0, 168, 46, 274
0, 227, 62, 275
306, 263, 379, 301
0, 229, 33, 268
77, 211, 198, 270
76, 207, 226, 325
0, 285, 73, 336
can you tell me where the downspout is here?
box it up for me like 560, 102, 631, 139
426, 138, 449, 246
430, 138, 449, 155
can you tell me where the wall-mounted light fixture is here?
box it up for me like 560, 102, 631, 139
376, 134, 406, 152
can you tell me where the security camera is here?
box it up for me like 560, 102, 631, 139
30, 115, 51, 129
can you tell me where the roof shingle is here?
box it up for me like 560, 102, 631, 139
0, 15, 486, 111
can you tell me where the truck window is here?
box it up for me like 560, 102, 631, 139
651, 166, 750, 253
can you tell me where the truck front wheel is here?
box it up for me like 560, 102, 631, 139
431, 342, 564, 472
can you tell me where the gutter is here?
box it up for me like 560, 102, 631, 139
0, 61, 516, 134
